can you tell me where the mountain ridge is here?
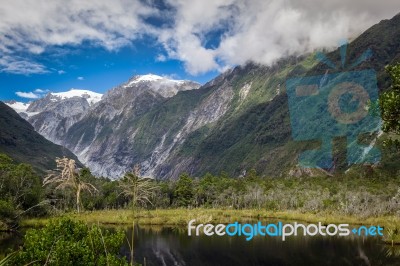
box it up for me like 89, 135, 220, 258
0, 101, 81, 172
5, 13, 400, 179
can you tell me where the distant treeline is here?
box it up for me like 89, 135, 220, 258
2, 152, 400, 231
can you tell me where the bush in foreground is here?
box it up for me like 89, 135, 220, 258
13, 218, 128, 266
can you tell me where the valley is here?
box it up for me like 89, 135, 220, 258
1, 9, 400, 266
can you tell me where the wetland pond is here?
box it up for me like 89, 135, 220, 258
1, 221, 400, 266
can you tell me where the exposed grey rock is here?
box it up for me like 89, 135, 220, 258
25, 75, 203, 179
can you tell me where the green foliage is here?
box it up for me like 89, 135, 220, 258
145, 169, 400, 216
78, 169, 122, 210
0, 200, 17, 230
44, 158, 98, 213
14, 218, 128, 266
0, 154, 45, 229
82, 176, 125, 210
379, 63, 400, 149
0, 154, 42, 209
245, 169, 259, 181
118, 169, 157, 211
0, 201, 16, 220
174, 173, 193, 207
0, 252, 17, 266
9, 163, 42, 210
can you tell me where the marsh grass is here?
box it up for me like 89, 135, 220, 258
0, 252, 17, 266
21, 208, 400, 246
21, 208, 400, 231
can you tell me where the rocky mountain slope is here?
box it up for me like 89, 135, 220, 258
63, 75, 201, 178
9, 13, 400, 179
17, 75, 201, 178
0, 102, 80, 172
22, 89, 103, 143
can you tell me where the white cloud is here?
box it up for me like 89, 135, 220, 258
34, 89, 49, 94
0, 0, 157, 53
156, 0, 236, 74
58, 70, 66, 74
0, 55, 48, 75
15, 91, 40, 99
0, 0, 399, 75
77, 76, 84, 80
0, 0, 158, 75
159, 0, 400, 74
155, 54, 167, 62
15, 88, 50, 99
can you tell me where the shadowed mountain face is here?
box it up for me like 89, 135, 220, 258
0, 102, 81, 172
12, 13, 400, 179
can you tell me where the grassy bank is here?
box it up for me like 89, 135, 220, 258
21, 208, 400, 244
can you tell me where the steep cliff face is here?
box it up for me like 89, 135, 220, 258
64, 61, 294, 179
157, 61, 305, 178
140, 75, 236, 178
22, 75, 202, 178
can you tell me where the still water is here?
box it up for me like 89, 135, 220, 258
121, 225, 400, 266
2, 224, 400, 266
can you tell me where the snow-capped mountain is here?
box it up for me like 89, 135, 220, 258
27, 89, 103, 113
50, 89, 103, 105
5, 89, 102, 114
22, 89, 103, 144
122, 74, 200, 98
5, 100, 30, 112
127, 74, 165, 83
4, 100, 39, 119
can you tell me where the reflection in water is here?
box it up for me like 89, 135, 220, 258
0, 230, 24, 259
2, 225, 400, 265
385, 245, 400, 258
120, 225, 400, 266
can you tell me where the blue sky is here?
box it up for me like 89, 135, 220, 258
0, 0, 398, 102
0, 39, 219, 101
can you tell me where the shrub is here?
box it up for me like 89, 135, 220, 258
14, 218, 128, 266
0, 200, 18, 230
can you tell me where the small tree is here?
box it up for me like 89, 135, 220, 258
43, 157, 97, 213
0, 154, 42, 211
118, 165, 157, 212
174, 173, 193, 207
379, 63, 400, 148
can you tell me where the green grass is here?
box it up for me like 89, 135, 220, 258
21, 208, 400, 244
